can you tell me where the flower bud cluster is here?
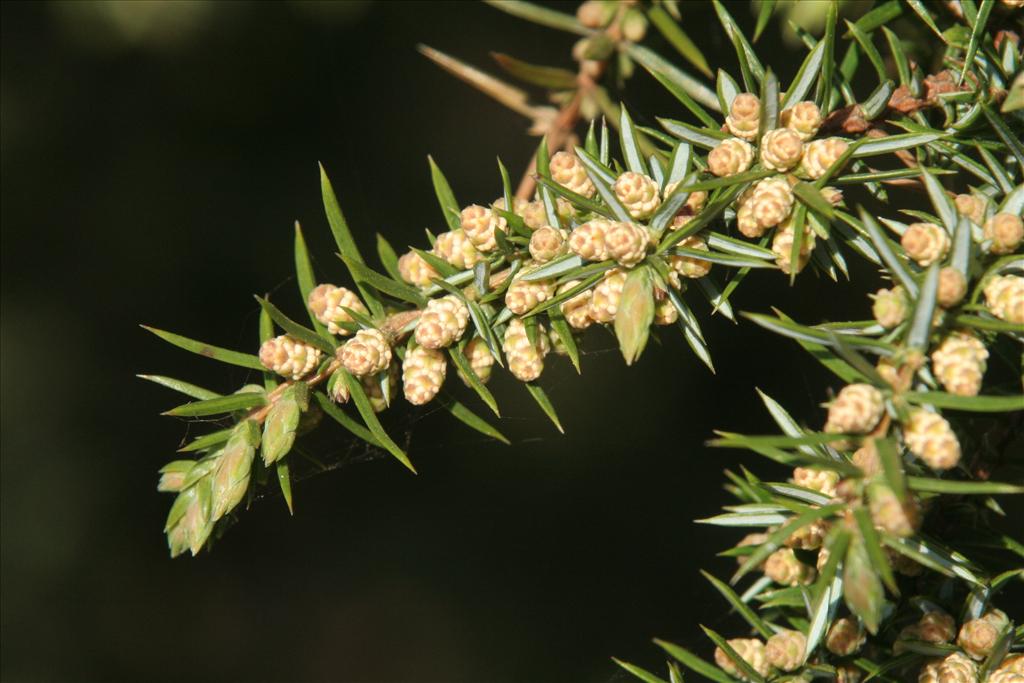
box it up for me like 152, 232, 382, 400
765, 630, 806, 672
668, 235, 712, 280
460, 337, 495, 385
872, 286, 909, 328
903, 409, 961, 470
550, 151, 595, 198
725, 93, 761, 141
308, 284, 367, 336
780, 101, 822, 140
398, 251, 438, 287
958, 609, 1009, 660
714, 637, 769, 680
931, 331, 988, 397
259, 335, 322, 380
760, 127, 805, 171
983, 213, 1024, 254
415, 295, 469, 349
340, 329, 392, 377
460, 203, 507, 252
919, 652, 977, 683
764, 547, 815, 585
588, 268, 627, 323
402, 345, 446, 405
569, 220, 648, 267
824, 384, 884, 435
984, 274, 1023, 324
503, 318, 550, 382
434, 229, 483, 269
826, 618, 865, 656
709, 137, 755, 177
558, 280, 593, 330
613, 172, 661, 219
528, 226, 567, 263
505, 273, 556, 315
799, 137, 849, 179
772, 216, 815, 274
901, 222, 950, 267
954, 193, 987, 225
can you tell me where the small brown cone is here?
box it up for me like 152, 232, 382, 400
958, 610, 1007, 660
826, 617, 865, 656
918, 610, 956, 644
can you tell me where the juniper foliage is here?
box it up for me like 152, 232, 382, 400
142, 1, 1024, 680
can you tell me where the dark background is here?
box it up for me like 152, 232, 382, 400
2, 2, 876, 681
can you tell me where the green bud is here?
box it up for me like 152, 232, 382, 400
262, 382, 310, 465
614, 265, 654, 366
157, 460, 195, 492
621, 8, 648, 42
211, 420, 259, 522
